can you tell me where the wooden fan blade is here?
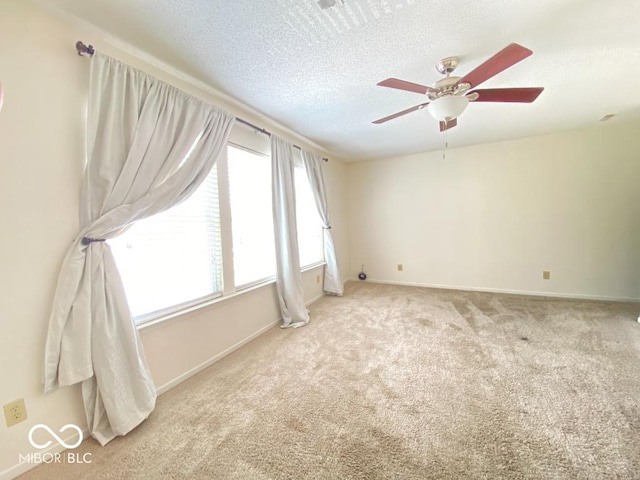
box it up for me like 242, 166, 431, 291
471, 87, 544, 103
377, 78, 436, 95
439, 118, 457, 131
457, 43, 533, 89
372, 103, 429, 124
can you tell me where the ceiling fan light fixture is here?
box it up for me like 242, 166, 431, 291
427, 95, 469, 121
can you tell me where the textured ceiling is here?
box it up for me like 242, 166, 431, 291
33, 0, 640, 161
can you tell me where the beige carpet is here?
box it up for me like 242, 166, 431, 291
20, 282, 640, 479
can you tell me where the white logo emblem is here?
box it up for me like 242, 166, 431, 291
28, 424, 83, 450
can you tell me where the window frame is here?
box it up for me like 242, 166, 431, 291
134, 290, 223, 326
109, 163, 224, 326
292, 156, 325, 270
227, 141, 278, 291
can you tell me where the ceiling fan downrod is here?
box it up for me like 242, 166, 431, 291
435, 56, 459, 77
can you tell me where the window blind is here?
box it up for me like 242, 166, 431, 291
227, 145, 276, 288
109, 166, 223, 322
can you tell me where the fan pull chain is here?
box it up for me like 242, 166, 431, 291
442, 121, 449, 160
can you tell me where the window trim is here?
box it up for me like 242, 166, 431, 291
235, 274, 276, 292
135, 291, 223, 326
233, 259, 326, 293
137, 261, 326, 330
228, 141, 268, 159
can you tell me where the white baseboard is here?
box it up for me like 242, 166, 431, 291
348, 278, 640, 303
156, 319, 280, 395
306, 292, 325, 307
157, 291, 326, 395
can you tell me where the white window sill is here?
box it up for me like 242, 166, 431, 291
137, 262, 326, 331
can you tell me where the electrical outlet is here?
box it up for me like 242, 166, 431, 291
3, 398, 27, 427
543, 271, 550, 280
397, 264, 403, 272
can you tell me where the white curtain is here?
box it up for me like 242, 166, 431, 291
271, 135, 310, 328
43, 53, 235, 445
301, 151, 343, 296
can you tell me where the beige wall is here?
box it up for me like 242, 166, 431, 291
347, 123, 640, 301
0, 2, 349, 477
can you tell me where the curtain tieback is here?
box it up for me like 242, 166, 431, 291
323, 226, 332, 230
81, 237, 107, 245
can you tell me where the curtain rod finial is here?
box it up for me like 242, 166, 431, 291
76, 41, 95, 56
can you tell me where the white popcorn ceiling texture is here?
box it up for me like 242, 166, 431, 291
37, 0, 640, 160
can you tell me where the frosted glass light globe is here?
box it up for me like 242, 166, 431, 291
427, 95, 469, 121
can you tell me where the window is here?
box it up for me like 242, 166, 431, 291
109, 166, 222, 322
110, 125, 326, 324
294, 162, 324, 268
227, 144, 276, 288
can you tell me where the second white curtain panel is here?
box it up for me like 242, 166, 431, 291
301, 151, 343, 296
271, 135, 309, 327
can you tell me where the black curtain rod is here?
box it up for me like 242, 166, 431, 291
75, 41, 328, 162
235, 118, 329, 162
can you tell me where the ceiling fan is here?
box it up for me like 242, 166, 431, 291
373, 43, 544, 131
